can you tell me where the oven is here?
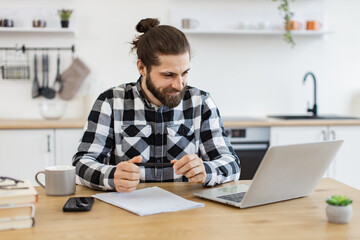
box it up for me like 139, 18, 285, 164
226, 127, 270, 180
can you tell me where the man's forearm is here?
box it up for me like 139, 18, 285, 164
73, 157, 116, 191
202, 155, 241, 187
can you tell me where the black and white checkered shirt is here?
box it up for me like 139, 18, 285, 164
73, 78, 240, 190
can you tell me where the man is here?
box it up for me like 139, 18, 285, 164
73, 18, 240, 192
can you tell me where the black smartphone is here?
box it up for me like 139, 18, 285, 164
63, 197, 94, 212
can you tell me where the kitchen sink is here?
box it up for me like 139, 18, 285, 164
267, 115, 360, 120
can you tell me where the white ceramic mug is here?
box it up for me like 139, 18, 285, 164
258, 21, 270, 30
35, 165, 76, 196
238, 21, 251, 30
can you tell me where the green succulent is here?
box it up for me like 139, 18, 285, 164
58, 9, 73, 21
326, 195, 353, 206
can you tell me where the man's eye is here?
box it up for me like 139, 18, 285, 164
164, 74, 173, 77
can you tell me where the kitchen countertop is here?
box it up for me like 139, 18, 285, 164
222, 117, 360, 127
0, 118, 86, 129
1, 117, 360, 129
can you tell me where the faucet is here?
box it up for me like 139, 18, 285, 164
303, 72, 318, 116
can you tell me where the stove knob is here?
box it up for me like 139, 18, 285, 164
225, 129, 231, 137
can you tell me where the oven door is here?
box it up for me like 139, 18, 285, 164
232, 142, 269, 180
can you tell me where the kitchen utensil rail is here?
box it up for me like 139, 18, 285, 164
0, 45, 75, 53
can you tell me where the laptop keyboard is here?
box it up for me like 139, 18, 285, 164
217, 192, 246, 203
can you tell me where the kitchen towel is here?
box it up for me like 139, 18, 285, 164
59, 58, 90, 100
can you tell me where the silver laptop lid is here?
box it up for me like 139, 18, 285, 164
240, 140, 343, 208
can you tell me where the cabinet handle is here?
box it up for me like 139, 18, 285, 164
330, 130, 336, 140
321, 130, 327, 141
47, 135, 51, 152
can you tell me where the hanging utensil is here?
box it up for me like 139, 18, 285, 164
41, 53, 56, 99
39, 53, 45, 95
31, 54, 40, 98
53, 53, 62, 93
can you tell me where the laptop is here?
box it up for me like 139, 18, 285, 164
194, 140, 343, 208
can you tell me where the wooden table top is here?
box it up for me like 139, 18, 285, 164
1, 178, 359, 240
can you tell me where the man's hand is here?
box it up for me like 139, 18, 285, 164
171, 154, 206, 184
114, 156, 142, 193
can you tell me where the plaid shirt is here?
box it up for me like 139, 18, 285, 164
73, 78, 240, 190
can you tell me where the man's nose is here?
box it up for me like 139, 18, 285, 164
171, 77, 184, 91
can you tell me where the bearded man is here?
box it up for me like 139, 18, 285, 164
73, 18, 240, 192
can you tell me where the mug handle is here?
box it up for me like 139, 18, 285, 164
35, 171, 46, 189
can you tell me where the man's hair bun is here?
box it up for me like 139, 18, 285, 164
131, 17, 190, 72
136, 18, 160, 33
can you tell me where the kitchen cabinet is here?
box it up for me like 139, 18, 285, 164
326, 126, 360, 190
0, 128, 83, 185
270, 125, 360, 190
270, 126, 328, 145
55, 129, 83, 165
0, 129, 55, 185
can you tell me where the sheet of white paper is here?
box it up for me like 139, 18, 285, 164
92, 186, 204, 216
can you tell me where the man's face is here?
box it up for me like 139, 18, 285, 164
139, 52, 190, 108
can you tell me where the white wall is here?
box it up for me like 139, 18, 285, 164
0, 0, 359, 119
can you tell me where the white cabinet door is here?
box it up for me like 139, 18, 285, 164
0, 129, 55, 185
328, 126, 360, 190
270, 125, 360, 189
270, 126, 327, 146
270, 126, 333, 178
55, 129, 83, 166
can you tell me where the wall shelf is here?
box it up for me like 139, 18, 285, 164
0, 8, 77, 35
181, 29, 333, 36
171, 7, 328, 38
0, 28, 75, 34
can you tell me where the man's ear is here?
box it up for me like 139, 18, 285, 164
137, 59, 147, 76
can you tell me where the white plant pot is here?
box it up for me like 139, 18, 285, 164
326, 204, 353, 224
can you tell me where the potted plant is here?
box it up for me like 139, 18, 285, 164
326, 195, 353, 224
58, 9, 73, 28
272, 0, 295, 47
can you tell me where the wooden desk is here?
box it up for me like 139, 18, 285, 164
1, 178, 359, 240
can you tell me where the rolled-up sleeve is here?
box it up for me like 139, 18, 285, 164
199, 94, 241, 186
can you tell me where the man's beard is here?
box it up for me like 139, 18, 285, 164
145, 74, 187, 108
